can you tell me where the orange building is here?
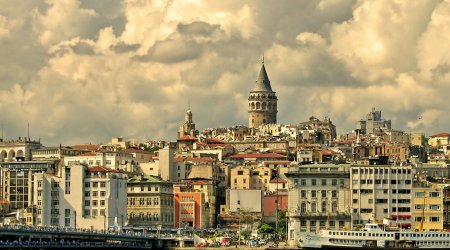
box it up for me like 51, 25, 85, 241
173, 182, 208, 229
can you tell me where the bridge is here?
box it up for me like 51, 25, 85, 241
0, 225, 194, 249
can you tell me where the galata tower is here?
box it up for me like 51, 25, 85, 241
248, 60, 277, 128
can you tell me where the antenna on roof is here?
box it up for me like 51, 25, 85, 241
27, 122, 30, 140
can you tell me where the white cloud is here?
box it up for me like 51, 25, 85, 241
0, 0, 449, 145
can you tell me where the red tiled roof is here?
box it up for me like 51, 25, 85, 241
205, 138, 225, 144
229, 153, 287, 159
177, 135, 198, 141
430, 133, 450, 137
88, 166, 118, 173
270, 177, 287, 183
322, 150, 333, 155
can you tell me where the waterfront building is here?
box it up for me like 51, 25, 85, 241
412, 180, 444, 231
350, 164, 413, 229
33, 164, 127, 230
173, 182, 209, 229
1, 160, 58, 210
127, 175, 174, 228
286, 164, 351, 239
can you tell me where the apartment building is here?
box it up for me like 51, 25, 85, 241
230, 166, 251, 190
350, 164, 413, 229
173, 182, 209, 229
286, 164, 351, 241
127, 175, 174, 228
1, 160, 58, 210
412, 180, 444, 231
64, 151, 137, 172
33, 165, 127, 230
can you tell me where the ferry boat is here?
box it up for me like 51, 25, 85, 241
299, 223, 450, 249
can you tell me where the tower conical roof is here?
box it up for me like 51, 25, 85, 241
253, 63, 273, 92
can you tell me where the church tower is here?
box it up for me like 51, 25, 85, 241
248, 60, 277, 128
178, 109, 198, 138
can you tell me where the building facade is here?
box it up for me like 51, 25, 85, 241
1, 160, 57, 210
33, 165, 127, 230
127, 175, 174, 228
286, 164, 351, 240
350, 164, 413, 229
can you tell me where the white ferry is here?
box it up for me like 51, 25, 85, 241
299, 224, 450, 249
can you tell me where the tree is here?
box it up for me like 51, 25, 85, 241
276, 210, 287, 240
258, 224, 274, 234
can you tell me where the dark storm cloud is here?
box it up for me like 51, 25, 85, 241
112, 42, 140, 53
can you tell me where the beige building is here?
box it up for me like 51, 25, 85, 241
0, 137, 42, 162
412, 180, 444, 231
127, 175, 174, 228
286, 164, 351, 240
350, 164, 413, 229
250, 166, 272, 191
429, 133, 450, 147
230, 166, 251, 190
410, 132, 426, 147
33, 165, 127, 229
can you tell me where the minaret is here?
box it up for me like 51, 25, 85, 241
248, 58, 278, 128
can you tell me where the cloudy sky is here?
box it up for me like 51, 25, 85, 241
1, 0, 450, 145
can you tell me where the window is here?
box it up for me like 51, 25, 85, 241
332, 179, 337, 186
301, 179, 306, 186
311, 202, 317, 212
415, 205, 424, 210
93, 182, 98, 188
84, 200, 90, 206
100, 209, 105, 216
84, 191, 90, 197
332, 190, 337, 198
430, 217, 440, 222
301, 203, 306, 212
321, 190, 327, 198
311, 190, 317, 198
100, 200, 105, 206
85, 182, 90, 188
321, 179, 327, 186
321, 202, 327, 213
93, 191, 98, 197
311, 179, 316, 186
429, 192, 440, 197
93, 200, 98, 207
353, 199, 358, 204
429, 205, 440, 210
100, 191, 106, 197
301, 190, 306, 198
84, 209, 90, 216
100, 182, 106, 188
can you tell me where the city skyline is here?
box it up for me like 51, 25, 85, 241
1, 0, 449, 145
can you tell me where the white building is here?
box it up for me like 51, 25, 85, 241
350, 164, 413, 229
64, 151, 137, 172
33, 165, 127, 230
